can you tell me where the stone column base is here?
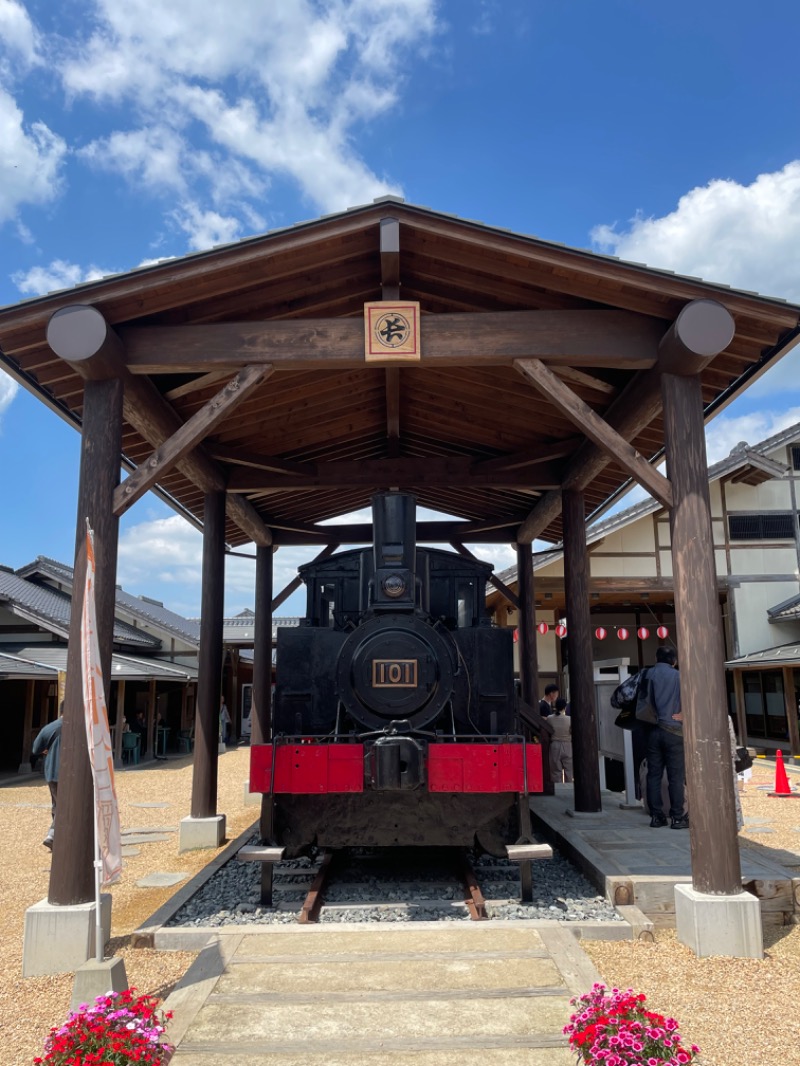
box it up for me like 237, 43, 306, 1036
179, 814, 226, 852
71, 955, 128, 1011
243, 780, 261, 806
675, 883, 763, 958
23, 895, 112, 977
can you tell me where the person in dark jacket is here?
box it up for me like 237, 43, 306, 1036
539, 683, 560, 717
645, 646, 688, 830
31, 712, 63, 850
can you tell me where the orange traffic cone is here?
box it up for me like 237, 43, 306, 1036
769, 750, 799, 797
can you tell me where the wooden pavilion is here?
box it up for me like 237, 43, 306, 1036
2, 197, 800, 941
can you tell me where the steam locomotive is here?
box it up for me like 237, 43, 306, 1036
250, 492, 543, 857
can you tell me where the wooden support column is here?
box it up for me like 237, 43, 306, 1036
49, 374, 123, 906
662, 370, 741, 895
516, 543, 552, 794
252, 544, 273, 747
144, 679, 157, 760
191, 491, 226, 819
733, 669, 747, 746
562, 489, 602, 811
114, 679, 126, 766
783, 666, 800, 757
18, 680, 36, 772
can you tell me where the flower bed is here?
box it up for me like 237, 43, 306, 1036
34, 988, 172, 1065
564, 983, 699, 1066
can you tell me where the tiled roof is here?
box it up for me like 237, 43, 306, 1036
0, 569, 159, 648
725, 642, 800, 668
0, 643, 198, 681
17, 557, 201, 645
0, 650, 55, 679
768, 593, 800, 625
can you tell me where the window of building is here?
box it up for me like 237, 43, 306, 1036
792, 445, 800, 471
728, 513, 795, 541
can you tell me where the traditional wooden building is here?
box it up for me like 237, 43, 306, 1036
2, 197, 799, 949
487, 420, 800, 755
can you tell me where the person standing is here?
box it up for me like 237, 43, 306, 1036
220, 698, 232, 745
549, 697, 573, 783
645, 646, 688, 829
31, 711, 63, 850
539, 683, 559, 717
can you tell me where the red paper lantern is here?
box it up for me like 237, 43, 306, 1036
513, 628, 519, 643
637, 626, 650, 640
555, 623, 567, 638
595, 626, 607, 640
657, 625, 669, 640
617, 627, 629, 640
537, 621, 549, 635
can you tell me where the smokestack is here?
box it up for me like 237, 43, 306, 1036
371, 492, 416, 610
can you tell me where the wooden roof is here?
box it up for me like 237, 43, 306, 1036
2, 197, 799, 548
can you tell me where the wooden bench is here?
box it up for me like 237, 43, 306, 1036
236, 845, 285, 906
506, 843, 553, 902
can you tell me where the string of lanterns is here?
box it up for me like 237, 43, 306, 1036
514, 623, 670, 642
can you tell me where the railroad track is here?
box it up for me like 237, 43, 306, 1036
283, 847, 522, 923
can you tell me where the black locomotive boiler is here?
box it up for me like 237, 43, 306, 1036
250, 492, 543, 856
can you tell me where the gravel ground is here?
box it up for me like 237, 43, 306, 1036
0, 749, 798, 1066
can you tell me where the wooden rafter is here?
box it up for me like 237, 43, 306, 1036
163, 370, 231, 402
515, 358, 673, 510
272, 543, 339, 611
114, 365, 273, 516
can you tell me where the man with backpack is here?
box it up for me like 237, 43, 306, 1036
644, 646, 688, 830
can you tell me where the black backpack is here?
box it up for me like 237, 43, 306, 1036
610, 670, 643, 713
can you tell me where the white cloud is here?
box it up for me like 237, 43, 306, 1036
592, 161, 800, 304
170, 201, 245, 252
0, 0, 41, 70
12, 259, 111, 296
0, 368, 19, 425
0, 88, 66, 225
56, 0, 437, 224
703, 407, 800, 466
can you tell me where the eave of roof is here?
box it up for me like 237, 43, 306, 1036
725, 642, 800, 669
3, 199, 799, 549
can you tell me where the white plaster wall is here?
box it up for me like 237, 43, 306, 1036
724, 479, 793, 511
729, 547, 798, 576
598, 519, 657, 553
709, 480, 723, 518
733, 581, 800, 653
589, 556, 658, 577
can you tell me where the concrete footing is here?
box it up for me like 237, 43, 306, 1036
675, 883, 763, 958
23, 894, 112, 976
242, 780, 261, 806
71, 955, 128, 1011
179, 814, 226, 852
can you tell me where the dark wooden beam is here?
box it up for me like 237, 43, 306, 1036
113, 365, 273, 516
118, 310, 665, 373
208, 445, 313, 476
380, 217, 400, 296
554, 366, 616, 395
471, 438, 582, 475
386, 367, 401, 458
46, 305, 273, 547
515, 358, 673, 510
269, 521, 521, 545
451, 542, 519, 609
516, 365, 665, 543
163, 371, 231, 401
227, 456, 564, 492
658, 299, 735, 377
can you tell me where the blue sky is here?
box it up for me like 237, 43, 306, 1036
2, 0, 800, 617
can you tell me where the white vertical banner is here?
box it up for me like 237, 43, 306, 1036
81, 526, 123, 887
